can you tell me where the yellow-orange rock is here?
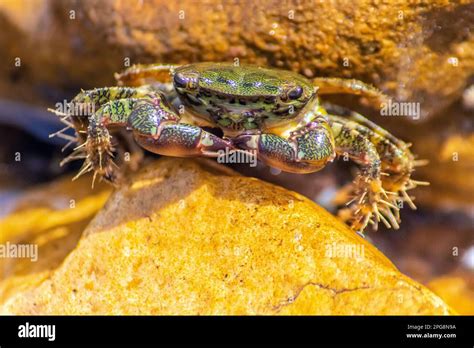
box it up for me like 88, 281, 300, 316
0, 0, 473, 119
0, 175, 111, 304
0, 158, 453, 314
427, 273, 474, 315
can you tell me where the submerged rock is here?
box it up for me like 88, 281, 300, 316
0, 158, 453, 314
428, 272, 474, 315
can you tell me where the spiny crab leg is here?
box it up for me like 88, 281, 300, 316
51, 85, 239, 186
326, 108, 424, 232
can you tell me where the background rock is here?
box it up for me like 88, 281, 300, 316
427, 272, 474, 315
1, 0, 473, 208
0, 0, 473, 210
0, 0, 471, 315
0, 0, 472, 119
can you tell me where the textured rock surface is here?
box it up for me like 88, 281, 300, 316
0, 0, 473, 119
0, 175, 111, 304
0, 158, 453, 314
0, 0, 473, 211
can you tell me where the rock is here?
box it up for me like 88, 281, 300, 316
0, 0, 473, 119
1, 0, 472, 214
370, 212, 474, 284
0, 158, 453, 314
0, 174, 111, 304
412, 124, 474, 213
427, 272, 474, 315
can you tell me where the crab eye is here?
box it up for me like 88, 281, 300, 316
173, 73, 188, 88
288, 86, 303, 100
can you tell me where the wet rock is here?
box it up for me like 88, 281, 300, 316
0, 174, 111, 304
0, 158, 453, 314
427, 272, 474, 315
411, 115, 474, 213
0, 0, 472, 215
0, 0, 473, 119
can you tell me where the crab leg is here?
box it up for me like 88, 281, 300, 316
313, 77, 390, 109
71, 89, 235, 183
326, 103, 428, 203
49, 88, 137, 146
115, 64, 177, 87
324, 103, 407, 145
58, 85, 159, 137
51, 86, 161, 182
72, 86, 156, 109
327, 114, 390, 231
326, 107, 427, 231
101, 93, 234, 157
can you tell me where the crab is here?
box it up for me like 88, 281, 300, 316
50, 62, 428, 232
